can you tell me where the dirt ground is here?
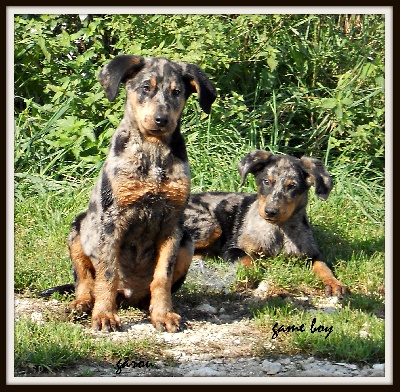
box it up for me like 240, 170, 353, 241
13, 260, 386, 381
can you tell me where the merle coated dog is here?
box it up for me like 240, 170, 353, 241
183, 150, 347, 298
38, 55, 217, 332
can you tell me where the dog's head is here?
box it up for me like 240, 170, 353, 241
238, 150, 333, 224
98, 55, 217, 139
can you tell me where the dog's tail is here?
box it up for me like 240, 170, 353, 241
36, 283, 74, 297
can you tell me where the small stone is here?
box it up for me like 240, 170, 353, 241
348, 364, 358, 370
261, 360, 282, 375
184, 367, 220, 377
372, 363, 385, 371
304, 356, 315, 364
280, 358, 291, 365
253, 280, 270, 298
195, 303, 217, 314
322, 306, 336, 314
30, 312, 44, 325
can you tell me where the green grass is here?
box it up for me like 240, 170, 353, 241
252, 298, 384, 363
14, 317, 168, 374
14, 186, 92, 293
13, 163, 385, 371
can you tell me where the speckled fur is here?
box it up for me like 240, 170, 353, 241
183, 150, 347, 298
67, 55, 216, 332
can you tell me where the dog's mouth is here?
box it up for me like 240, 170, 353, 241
143, 127, 172, 138
146, 124, 175, 135
263, 216, 280, 224
149, 128, 164, 134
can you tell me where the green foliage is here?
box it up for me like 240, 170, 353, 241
14, 14, 385, 195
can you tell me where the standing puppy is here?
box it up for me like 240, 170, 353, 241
184, 150, 347, 298
68, 55, 216, 332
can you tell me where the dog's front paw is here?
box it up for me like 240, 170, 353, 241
150, 307, 181, 333
91, 310, 121, 332
324, 279, 347, 299
70, 298, 93, 315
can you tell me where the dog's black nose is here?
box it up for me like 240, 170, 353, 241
265, 207, 278, 218
154, 114, 169, 127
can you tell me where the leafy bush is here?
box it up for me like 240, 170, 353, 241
14, 14, 385, 194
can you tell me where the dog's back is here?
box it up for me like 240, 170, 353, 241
184, 192, 256, 259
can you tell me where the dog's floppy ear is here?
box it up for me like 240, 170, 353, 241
98, 55, 146, 102
300, 157, 333, 201
180, 63, 217, 114
238, 150, 273, 187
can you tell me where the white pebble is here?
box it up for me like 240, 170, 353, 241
372, 363, 385, 371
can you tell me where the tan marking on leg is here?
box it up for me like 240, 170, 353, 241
149, 232, 182, 332
239, 235, 263, 256
172, 240, 194, 283
313, 260, 347, 298
194, 225, 222, 249
69, 236, 95, 314
239, 254, 254, 268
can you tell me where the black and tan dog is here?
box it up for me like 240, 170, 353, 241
183, 150, 347, 298
40, 55, 216, 332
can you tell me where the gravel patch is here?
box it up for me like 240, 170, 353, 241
13, 261, 386, 380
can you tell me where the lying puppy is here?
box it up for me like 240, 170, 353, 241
183, 150, 347, 298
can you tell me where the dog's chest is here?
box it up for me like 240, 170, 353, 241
237, 204, 314, 258
235, 204, 281, 256
109, 143, 190, 209
238, 218, 284, 257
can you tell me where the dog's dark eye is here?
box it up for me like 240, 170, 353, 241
172, 88, 181, 96
263, 179, 270, 186
287, 183, 297, 190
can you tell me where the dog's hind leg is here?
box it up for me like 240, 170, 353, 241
69, 234, 95, 314
171, 231, 194, 293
